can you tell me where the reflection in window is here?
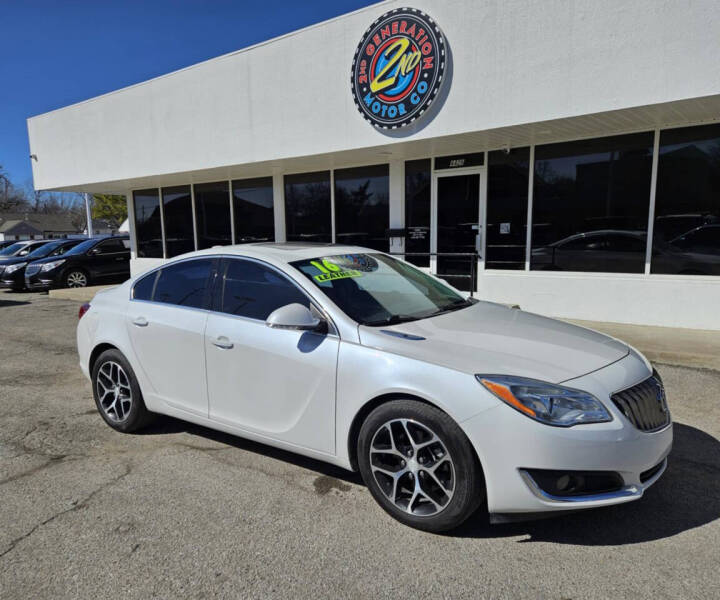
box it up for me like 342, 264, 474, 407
487, 148, 529, 270
162, 185, 195, 257
153, 258, 214, 308
220, 259, 308, 320
405, 159, 431, 266
652, 124, 720, 275
531, 133, 653, 273
335, 164, 389, 251
233, 177, 275, 243
284, 172, 331, 243
133, 189, 163, 258
195, 181, 231, 249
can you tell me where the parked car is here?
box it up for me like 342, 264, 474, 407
0, 239, 83, 290
26, 236, 130, 290
0, 240, 18, 251
532, 229, 720, 275
0, 239, 50, 259
77, 243, 672, 532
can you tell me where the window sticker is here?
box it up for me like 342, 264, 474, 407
310, 259, 363, 282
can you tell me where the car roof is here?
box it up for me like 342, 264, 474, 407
182, 242, 382, 263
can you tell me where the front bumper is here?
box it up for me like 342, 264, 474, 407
24, 269, 60, 290
461, 351, 673, 517
1, 269, 26, 290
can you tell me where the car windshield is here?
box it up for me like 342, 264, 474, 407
63, 238, 98, 256
0, 243, 25, 256
27, 241, 62, 259
291, 253, 473, 326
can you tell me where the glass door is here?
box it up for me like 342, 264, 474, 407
432, 171, 483, 292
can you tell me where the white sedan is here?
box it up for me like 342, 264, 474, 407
77, 243, 672, 532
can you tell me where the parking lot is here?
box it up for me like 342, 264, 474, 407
1, 290, 719, 599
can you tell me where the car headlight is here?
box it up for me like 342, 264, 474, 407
4, 262, 27, 274
476, 375, 612, 427
41, 259, 65, 272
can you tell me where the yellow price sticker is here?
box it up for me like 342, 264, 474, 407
313, 270, 362, 282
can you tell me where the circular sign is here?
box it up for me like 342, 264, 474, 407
351, 8, 446, 129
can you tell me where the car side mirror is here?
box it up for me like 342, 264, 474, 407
89, 247, 101, 255
266, 303, 324, 332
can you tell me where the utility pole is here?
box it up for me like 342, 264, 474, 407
84, 193, 94, 238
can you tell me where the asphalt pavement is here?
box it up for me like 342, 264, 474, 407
1, 290, 719, 599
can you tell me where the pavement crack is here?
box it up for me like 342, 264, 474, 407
0, 463, 132, 561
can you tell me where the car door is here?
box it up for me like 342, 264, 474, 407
89, 238, 130, 278
126, 257, 217, 417
205, 257, 338, 454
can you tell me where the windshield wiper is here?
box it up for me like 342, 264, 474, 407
427, 298, 476, 318
366, 314, 420, 327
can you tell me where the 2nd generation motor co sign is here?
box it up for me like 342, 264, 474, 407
351, 7, 447, 129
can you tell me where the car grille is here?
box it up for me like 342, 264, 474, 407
25, 264, 41, 276
611, 371, 670, 432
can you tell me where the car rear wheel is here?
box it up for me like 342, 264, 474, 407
91, 349, 154, 432
357, 399, 485, 532
65, 269, 88, 288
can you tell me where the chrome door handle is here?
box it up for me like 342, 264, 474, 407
132, 316, 148, 327
212, 336, 233, 349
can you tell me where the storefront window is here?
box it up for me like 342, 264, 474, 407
162, 185, 195, 257
651, 124, 720, 275
194, 181, 231, 249
233, 177, 275, 243
284, 171, 331, 243
133, 189, 163, 258
486, 148, 529, 270
404, 159, 431, 266
530, 132, 653, 273
334, 164, 389, 251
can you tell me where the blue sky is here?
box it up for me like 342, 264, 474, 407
0, 0, 379, 188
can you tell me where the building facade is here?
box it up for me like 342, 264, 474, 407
27, 0, 720, 329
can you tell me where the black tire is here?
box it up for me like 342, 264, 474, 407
64, 268, 89, 288
91, 349, 155, 433
357, 399, 485, 533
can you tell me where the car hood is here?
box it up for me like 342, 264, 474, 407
28, 255, 68, 265
357, 302, 629, 383
0, 256, 29, 266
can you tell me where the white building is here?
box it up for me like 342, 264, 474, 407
27, 0, 720, 329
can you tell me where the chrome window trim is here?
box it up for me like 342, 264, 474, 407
128, 253, 340, 337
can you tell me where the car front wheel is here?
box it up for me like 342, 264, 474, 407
357, 399, 485, 532
65, 269, 88, 288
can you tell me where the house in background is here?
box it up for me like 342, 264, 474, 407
83, 218, 119, 236
0, 213, 78, 241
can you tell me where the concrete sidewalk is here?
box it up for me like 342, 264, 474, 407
48, 284, 115, 302
567, 319, 720, 371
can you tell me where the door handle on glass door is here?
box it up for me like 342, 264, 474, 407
213, 336, 233, 350
132, 317, 148, 327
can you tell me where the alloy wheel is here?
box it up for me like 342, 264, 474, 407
96, 361, 133, 422
369, 418, 455, 516
67, 271, 87, 288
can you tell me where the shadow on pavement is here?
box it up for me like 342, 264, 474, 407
139, 418, 719, 543
457, 422, 720, 544
0, 298, 31, 307
139, 417, 363, 486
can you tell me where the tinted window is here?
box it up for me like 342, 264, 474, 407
153, 259, 214, 308
233, 177, 275, 243
487, 148, 529, 270
95, 239, 128, 254
404, 159, 431, 267
195, 181, 231, 249
284, 171, 331, 243
132, 271, 158, 301
652, 124, 720, 275
133, 189, 163, 258
220, 259, 308, 320
334, 164, 389, 251
162, 185, 195, 257
27, 241, 63, 259
531, 132, 653, 273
